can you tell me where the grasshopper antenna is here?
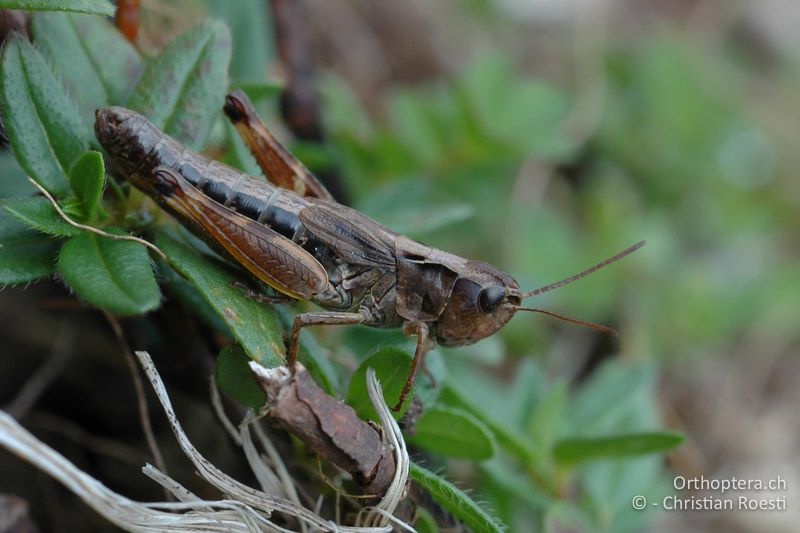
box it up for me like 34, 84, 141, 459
517, 307, 618, 336
522, 240, 645, 299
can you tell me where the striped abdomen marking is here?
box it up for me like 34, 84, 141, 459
153, 167, 328, 300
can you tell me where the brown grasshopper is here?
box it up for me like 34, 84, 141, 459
95, 90, 643, 409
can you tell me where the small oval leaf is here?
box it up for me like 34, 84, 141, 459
68, 150, 105, 219
0, 0, 115, 16
57, 231, 160, 315
346, 348, 412, 421
31, 13, 142, 124
2, 196, 81, 237
0, 210, 59, 284
553, 431, 684, 465
409, 462, 505, 533
155, 231, 285, 367
128, 19, 231, 150
216, 345, 267, 410
0, 36, 88, 195
407, 406, 496, 460
69, 13, 142, 104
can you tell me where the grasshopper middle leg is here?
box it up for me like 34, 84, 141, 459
287, 311, 367, 370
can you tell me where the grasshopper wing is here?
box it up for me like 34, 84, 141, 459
298, 203, 396, 268
154, 167, 328, 300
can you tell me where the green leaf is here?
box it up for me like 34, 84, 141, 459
439, 383, 552, 491
553, 432, 684, 465
0, 151, 34, 198
31, 13, 142, 123
0, 0, 114, 15
526, 380, 568, 452
215, 345, 267, 409
356, 180, 474, 238
569, 360, 655, 434
159, 260, 232, 337
155, 231, 284, 367
0, 35, 88, 195
407, 406, 495, 460
235, 81, 283, 102
68, 151, 105, 219
413, 507, 439, 533
129, 19, 231, 150
346, 348, 412, 421
206, 0, 273, 84
0, 210, 59, 284
409, 462, 505, 533
57, 231, 160, 315
2, 196, 81, 237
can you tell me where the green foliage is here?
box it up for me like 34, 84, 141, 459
0, 35, 87, 195
68, 151, 105, 220
0, 209, 59, 283
407, 405, 496, 460
409, 462, 505, 533
554, 432, 684, 465
0, 7, 715, 531
30, 12, 142, 124
2, 196, 81, 237
128, 19, 231, 150
57, 231, 160, 315
215, 345, 267, 409
0, 0, 114, 15
346, 347, 412, 420
155, 232, 284, 367
204, 0, 273, 84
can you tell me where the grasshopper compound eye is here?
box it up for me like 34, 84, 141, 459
478, 286, 505, 313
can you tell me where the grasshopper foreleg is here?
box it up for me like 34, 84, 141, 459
287, 311, 367, 371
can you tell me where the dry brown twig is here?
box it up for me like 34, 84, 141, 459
0, 352, 411, 532
250, 363, 399, 498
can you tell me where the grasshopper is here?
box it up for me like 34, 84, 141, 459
95, 90, 643, 409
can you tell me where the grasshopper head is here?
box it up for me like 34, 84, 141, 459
95, 107, 140, 171
432, 261, 521, 346
433, 241, 646, 346
94, 107, 165, 186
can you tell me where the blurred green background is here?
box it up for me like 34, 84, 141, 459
1, 0, 798, 531
300, 1, 800, 530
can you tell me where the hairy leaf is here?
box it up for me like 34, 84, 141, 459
68, 151, 104, 219
0, 36, 87, 195
129, 19, 231, 150
57, 231, 160, 315
31, 13, 142, 124
0, 210, 59, 284
409, 462, 505, 533
2, 196, 81, 237
0, 0, 114, 15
